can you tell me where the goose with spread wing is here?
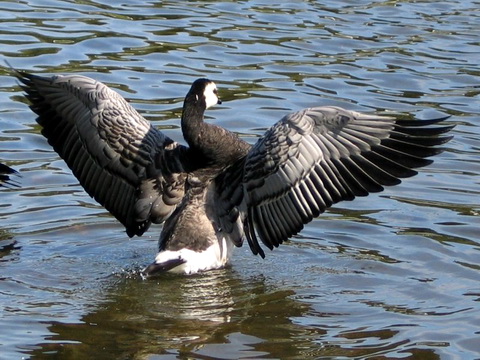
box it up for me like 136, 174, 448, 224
15, 70, 453, 275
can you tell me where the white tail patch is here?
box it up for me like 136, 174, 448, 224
148, 237, 234, 275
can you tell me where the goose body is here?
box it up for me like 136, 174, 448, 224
16, 71, 453, 275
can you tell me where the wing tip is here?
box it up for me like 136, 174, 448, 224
5, 61, 32, 84
244, 210, 266, 258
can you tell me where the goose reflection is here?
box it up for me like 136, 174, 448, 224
26, 270, 309, 359
24, 268, 442, 359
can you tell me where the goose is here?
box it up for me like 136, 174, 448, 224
15, 70, 453, 275
0, 163, 18, 188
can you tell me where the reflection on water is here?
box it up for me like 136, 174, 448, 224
23, 269, 445, 360
1, 0, 479, 359
27, 271, 307, 359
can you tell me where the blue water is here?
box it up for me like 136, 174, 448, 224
0, 1, 479, 359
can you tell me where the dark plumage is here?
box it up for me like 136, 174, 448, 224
14, 69, 453, 275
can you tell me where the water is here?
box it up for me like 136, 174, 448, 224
0, 0, 479, 359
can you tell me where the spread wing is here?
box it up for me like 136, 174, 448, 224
216, 106, 453, 257
16, 71, 188, 237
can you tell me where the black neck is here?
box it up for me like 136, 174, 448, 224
180, 94, 214, 171
180, 94, 250, 174
181, 94, 206, 148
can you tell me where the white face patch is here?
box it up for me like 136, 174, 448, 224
204, 82, 219, 109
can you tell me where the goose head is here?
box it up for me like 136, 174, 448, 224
185, 78, 222, 109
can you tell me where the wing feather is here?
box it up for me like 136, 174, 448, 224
16, 71, 187, 237
255, 206, 273, 249
216, 106, 453, 256
264, 203, 281, 245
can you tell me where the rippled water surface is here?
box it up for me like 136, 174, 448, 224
1, 0, 479, 359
